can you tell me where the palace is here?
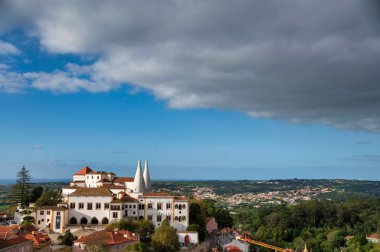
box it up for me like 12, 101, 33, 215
35, 161, 189, 233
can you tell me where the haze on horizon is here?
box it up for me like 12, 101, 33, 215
0, 0, 380, 180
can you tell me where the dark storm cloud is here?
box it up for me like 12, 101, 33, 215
0, 0, 380, 131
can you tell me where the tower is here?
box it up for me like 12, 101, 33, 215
143, 160, 151, 192
133, 160, 145, 193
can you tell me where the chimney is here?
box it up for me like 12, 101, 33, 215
133, 160, 145, 193
143, 160, 151, 192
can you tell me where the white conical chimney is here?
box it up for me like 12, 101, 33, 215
134, 160, 145, 193
143, 160, 151, 192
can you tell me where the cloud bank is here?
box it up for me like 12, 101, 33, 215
0, 0, 380, 131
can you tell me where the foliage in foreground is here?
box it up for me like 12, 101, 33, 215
58, 230, 77, 246
151, 220, 180, 252
107, 219, 155, 243
233, 198, 380, 251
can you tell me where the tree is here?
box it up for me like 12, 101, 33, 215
152, 220, 180, 252
35, 189, 62, 207
11, 166, 32, 207
58, 230, 77, 246
30, 186, 43, 203
135, 220, 155, 243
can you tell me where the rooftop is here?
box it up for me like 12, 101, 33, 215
74, 166, 93, 175
70, 187, 113, 197
75, 230, 137, 245
113, 177, 134, 184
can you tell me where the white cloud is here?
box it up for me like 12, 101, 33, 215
0, 40, 19, 54
0, 0, 380, 131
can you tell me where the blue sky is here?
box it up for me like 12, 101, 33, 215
0, 1, 379, 180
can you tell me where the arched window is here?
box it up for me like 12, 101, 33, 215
182, 204, 186, 209
139, 216, 144, 220
70, 217, 77, 225
178, 216, 182, 222
175, 204, 178, 209
175, 216, 178, 221
182, 216, 186, 221
91, 217, 99, 224
101, 217, 109, 225
80, 217, 88, 225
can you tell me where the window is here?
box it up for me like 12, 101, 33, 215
70, 203, 75, 209
148, 215, 153, 221
175, 204, 178, 209
47, 219, 49, 222
125, 210, 128, 216
79, 203, 84, 209
129, 205, 132, 209
104, 203, 109, 209
182, 204, 186, 209
175, 216, 178, 221
139, 204, 145, 210
166, 215, 171, 221
38, 220, 40, 225
157, 203, 162, 210
133, 211, 135, 215
133, 205, 136, 209
97, 176, 99, 179
96, 203, 101, 209
113, 212, 118, 218
179, 205, 182, 210
148, 203, 153, 209
57, 212, 61, 216
111, 205, 120, 210
166, 203, 171, 209
47, 211, 50, 215
157, 215, 162, 222
40, 211, 44, 215
87, 203, 93, 210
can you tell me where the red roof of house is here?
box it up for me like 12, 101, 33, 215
113, 177, 134, 184
75, 230, 137, 245
74, 166, 93, 175
0, 237, 32, 249
23, 233, 50, 247
225, 245, 242, 252
367, 233, 380, 239
0, 226, 21, 238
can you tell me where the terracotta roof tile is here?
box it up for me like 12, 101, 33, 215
74, 166, 93, 175
113, 177, 134, 183
40, 206, 66, 211
75, 230, 137, 245
111, 196, 138, 203
70, 187, 113, 197
0, 237, 32, 249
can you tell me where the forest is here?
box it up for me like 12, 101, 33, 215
233, 198, 380, 251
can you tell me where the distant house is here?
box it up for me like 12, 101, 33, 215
23, 232, 51, 252
73, 229, 138, 252
0, 213, 7, 220
206, 217, 218, 234
367, 233, 380, 244
0, 226, 33, 252
177, 231, 199, 247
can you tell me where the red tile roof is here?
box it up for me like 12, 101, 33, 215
368, 233, 380, 239
0, 236, 32, 249
74, 166, 93, 175
113, 177, 134, 184
225, 245, 242, 252
0, 226, 21, 238
101, 184, 125, 189
70, 187, 113, 197
23, 233, 50, 247
75, 230, 137, 245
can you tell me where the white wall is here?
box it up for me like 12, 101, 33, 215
68, 196, 113, 225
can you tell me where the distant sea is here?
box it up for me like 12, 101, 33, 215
0, 178, 70, 184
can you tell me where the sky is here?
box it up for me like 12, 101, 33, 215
0, 0, 380, 180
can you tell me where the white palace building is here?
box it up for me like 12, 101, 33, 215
35, 161, 189, 233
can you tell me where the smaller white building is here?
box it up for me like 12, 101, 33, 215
35, 206, 68, 233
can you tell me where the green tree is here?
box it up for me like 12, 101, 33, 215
35, 189, 62, 207
30, 186, 43, 203
11, 166, 32, 207
152, 220, 180, 252
135, 220, 155, 243
58, 230, 77, 246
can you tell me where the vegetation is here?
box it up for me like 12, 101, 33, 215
234, 198, 380, 251
124, 242, 148, 252
21, 215, 34, 225
151, 220, 180, 252
30, 186, 43, 202
35, 189, 62, 207
58, 230, 77, 246
11, 166, 32, 207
